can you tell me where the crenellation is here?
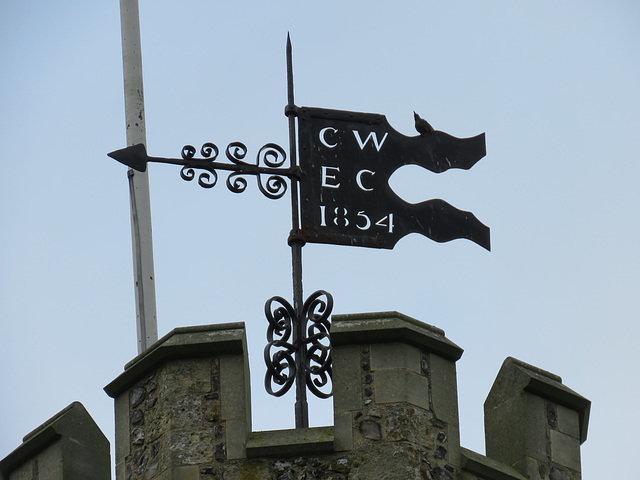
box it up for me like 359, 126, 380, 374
484, 357, 590, 480
0, 313, 590, 480
0, 402, 111, 480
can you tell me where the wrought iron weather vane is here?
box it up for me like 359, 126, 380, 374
108, 35, 490, 429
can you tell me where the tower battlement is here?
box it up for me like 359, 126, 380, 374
0, 312, 590, 480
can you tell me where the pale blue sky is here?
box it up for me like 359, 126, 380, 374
1, 2, 639, 478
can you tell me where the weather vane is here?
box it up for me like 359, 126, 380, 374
109, 34, 490, 428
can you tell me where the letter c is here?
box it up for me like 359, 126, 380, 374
319, 127, 338, 148
356, 169, 375, 191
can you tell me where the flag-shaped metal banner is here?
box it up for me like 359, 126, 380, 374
297, 107, 490, 251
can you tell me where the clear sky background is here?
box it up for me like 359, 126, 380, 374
1, 1, 638, 478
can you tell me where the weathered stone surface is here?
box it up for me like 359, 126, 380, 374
485, 357, 590, 479
95, 318, 589, 480
430, 353, 460, 427
144, 392, 158, 410
331, 311, 463, 361
131, 409, 144, 425
132, 427, 145, 445
332, 345, 361, 411
0, 402, 110, 480
550, 429, 581, 472
557, 404, 581, 439
375, 368, 430, 408
385, 405, 431, 445
214, 443, 226, 462
370, 342, 422, 373
358, 419, 382, 440
131, 446, 146, 465
131, 387, 146, 408
247, 427, 334, 458
3, 311, 591, 480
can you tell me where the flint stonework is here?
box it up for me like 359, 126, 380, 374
1, 313, 589, 480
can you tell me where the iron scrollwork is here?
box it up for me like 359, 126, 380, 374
302, 290, 332, 398
180, 142, 290, 199
180, 143, 219, 188
264, 296, 296, 397
108, 141, 296, 200
264, 290, 333, 399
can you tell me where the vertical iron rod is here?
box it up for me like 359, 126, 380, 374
286, 33, 309, 428
120, 0, 158, 353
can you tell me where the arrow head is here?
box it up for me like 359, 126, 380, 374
108, 143, 149, 172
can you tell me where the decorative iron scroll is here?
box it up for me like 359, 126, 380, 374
107, 142, 297, 200
264, 290, 333, 399
180, 142, 289, 199
303, 290, 332, 398
264, 296, 296, 397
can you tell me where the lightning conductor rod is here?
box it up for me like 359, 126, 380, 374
285, 33, 309, 429
120, 0, 158, 354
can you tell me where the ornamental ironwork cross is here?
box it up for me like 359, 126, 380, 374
109, 35, 490, 428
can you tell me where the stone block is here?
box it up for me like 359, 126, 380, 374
331, 344, 361, 411
0, 402, 110, 480
333, 411, 353, 451
374, 369, 429, 409
220, 353, 250, 423
550, 430, 581, 472
226, 419, 249, 460
115, 459, 126, 480
156, 465, 200, 480
430, 353, 460, 426
370, 342, 422, 373
114, 393, 130, 462
557, 403, 581, 439
246, 427, 334, 457
485, 386, 549, 468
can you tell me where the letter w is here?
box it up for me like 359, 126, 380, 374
352, 130, 388, 152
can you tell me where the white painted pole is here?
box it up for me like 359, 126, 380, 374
119, 0, 158, 353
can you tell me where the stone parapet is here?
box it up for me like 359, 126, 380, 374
2, 312, 590, 479
0, 402, 110, 480
331, 311, 464, 474
104, 323, 251, 480
484, 357, 591, 480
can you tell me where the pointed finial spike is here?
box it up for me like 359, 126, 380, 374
286, 33, 294, 106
